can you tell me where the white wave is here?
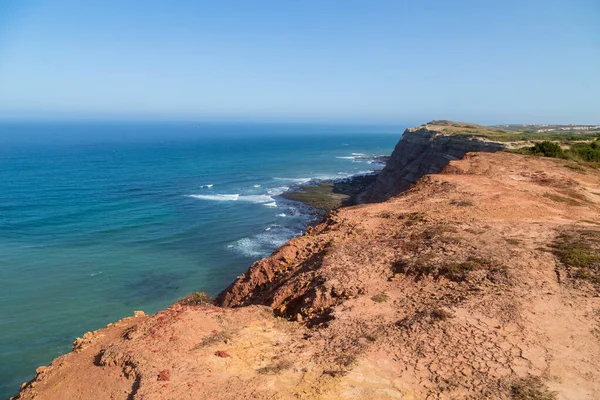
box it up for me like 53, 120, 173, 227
241, 194, 275, 203
230, 232, 291, 258
265, 227, 271, 231
188, 194, 239, 201
313, 174, 343, 180
188, 193, 277, 204
267, 186, 289, 196
274, 177, 312, 184
264, 202, 277, 208
90, 271, 102, 277
336, 156, 356, 159
199, 184, 213, 189
352, 153, 366, 156
276, 213, 287, 217
253, 184, 261, 188
230, 238, 263, 257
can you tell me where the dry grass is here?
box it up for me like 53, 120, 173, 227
543, 193, 582, 206
510, 376, 557, 400
450, 199, 474, 207
191, 330, 231, 350
564, 163, 586, 172
256, 360, 293, 375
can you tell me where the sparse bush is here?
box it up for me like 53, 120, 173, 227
510, 376, 557, 400
364, 334, 377, 342
391, 256, 494, 283
553, 230, 600, 286
191, 330, 230, 350
334, 354, 357, 368
257, 360, 292, 374
564, 163, 585, 171
450, 199, 474, 207
179, 292, 213, 306
543, 193, 581, 206
371, 292, 389, 303
438, 262, 476, 282
430, 308, 454, 320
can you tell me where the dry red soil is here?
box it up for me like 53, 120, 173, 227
15, 152, 600, 400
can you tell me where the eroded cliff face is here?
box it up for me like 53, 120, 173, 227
14, 153, 600, 400
358, 125, 505, 203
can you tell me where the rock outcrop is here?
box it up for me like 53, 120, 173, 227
13, 130, 600, 400
358, 122, 505, 203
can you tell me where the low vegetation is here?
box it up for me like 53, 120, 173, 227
543, 193, 582, 207
430, 308, 455, 320
510, 140, 600, 167
510, 376, 557, 400
450, 199, 474, 207
178, 292, 213, 306
371, 292, 389, 303
256, 360, 293, 375
426, 120, 600, 143
392, 256, 494, 283
553, 230, 600, 287
191, 330, 231, 350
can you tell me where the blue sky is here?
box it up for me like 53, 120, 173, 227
0, 0, 598, 124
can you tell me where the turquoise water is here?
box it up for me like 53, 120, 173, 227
0, 122, 402, 397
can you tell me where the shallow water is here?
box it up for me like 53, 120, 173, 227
0, 121, 402, 397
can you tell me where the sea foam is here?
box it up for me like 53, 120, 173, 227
188, 194, 239, 201
188, 193, 277, 205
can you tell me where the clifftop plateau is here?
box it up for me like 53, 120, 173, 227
14, 123, 600, 400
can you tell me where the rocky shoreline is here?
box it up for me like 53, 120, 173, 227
280, 172, 380, 215
279, 155, 389, 215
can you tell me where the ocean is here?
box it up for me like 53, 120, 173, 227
0, 121, 402, 397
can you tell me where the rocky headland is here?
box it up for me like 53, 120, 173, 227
14, 122, 600, 400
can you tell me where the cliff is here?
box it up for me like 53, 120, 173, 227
14, 126, 600, 400
358, 121, 506, 203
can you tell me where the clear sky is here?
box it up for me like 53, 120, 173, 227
0, 0, 598, 124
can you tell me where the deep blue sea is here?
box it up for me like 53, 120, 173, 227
0, 121, 402, 397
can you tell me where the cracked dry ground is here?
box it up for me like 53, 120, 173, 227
17, 152, 600, 400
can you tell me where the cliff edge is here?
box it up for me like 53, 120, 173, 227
14, 126, 600, 400
358, 121, 506, 203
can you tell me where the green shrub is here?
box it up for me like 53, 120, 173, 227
531, 141, 564, 158
569, 142, 600, 162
